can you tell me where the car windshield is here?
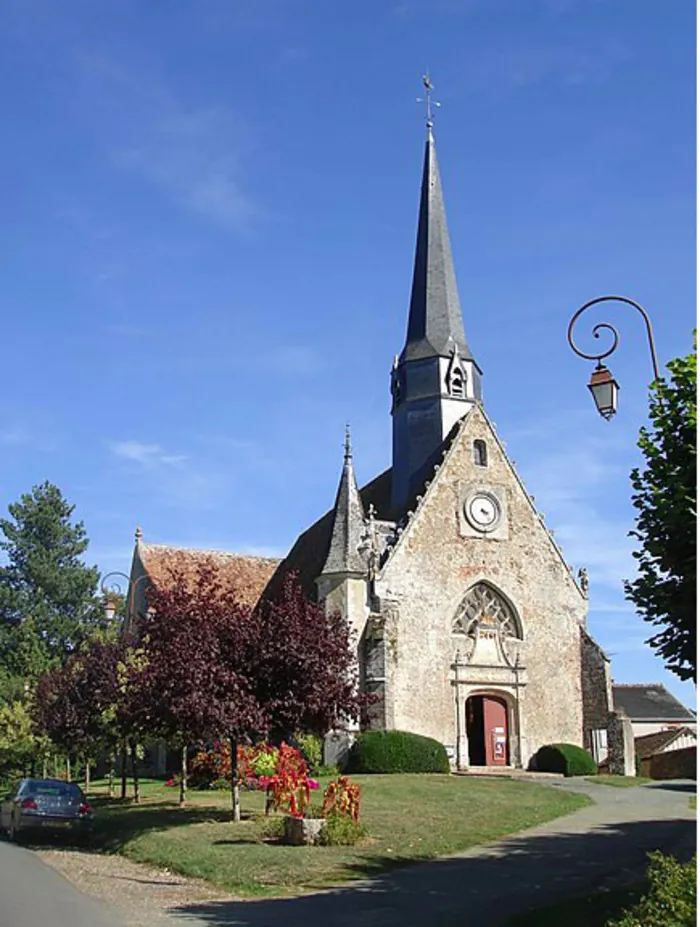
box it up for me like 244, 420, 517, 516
23, 781, 82, 799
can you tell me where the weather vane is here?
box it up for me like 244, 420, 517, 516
417, 73, 441, 129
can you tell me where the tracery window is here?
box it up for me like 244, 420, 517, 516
452, 582, 522, 661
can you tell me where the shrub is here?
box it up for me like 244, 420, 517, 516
533, 743, 597, 777
347, 730, 450, 774
296, 732, 324, 772
319, 812, 367, 846
608, 852, 696, 926
315, 763, 340, 777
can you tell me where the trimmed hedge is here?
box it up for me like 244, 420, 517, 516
346, 730, 450, 774
533, 742, 597, 777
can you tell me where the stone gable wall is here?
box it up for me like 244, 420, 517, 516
373, 405, 588, 767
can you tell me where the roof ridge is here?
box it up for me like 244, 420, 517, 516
141, 543, 281, 562
613, 682, 666, 688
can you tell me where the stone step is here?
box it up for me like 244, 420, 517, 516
453, 767, 564, 780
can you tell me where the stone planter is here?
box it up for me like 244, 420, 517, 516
283, 815, 326, 846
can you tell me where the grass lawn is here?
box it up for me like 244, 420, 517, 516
82, 775, 591, 898
506, 885, 644, 926
690, 795, 697, 810
585, 776, 653, 788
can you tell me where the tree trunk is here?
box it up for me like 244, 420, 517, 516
108, 753, 115, 799
66, 755, 71, 782
42, 756, 47, 779
84, 757, 90, 794
179, 745, 188, 807
120, 741, 128, 799
230, 737, 240, 822
130, 742, 140, 804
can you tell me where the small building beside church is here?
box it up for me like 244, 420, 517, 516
127, 115, 612, 771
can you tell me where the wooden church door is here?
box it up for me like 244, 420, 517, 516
483, 696, 509, 766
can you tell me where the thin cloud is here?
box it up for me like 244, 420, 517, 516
110, 441, 188, 468
76, 53, 258, 230
0, 427, 31, 446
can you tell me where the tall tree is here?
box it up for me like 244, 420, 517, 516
251, 572, 364, 740
141, 564, 364, 820
143, 561, 267, 816
0, 482, 103, 676
625, 338, 697, 682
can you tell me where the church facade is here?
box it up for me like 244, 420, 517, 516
128, 119, 611, 770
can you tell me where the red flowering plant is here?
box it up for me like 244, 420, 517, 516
260, 743, 321, 818
321, 776, 361, 823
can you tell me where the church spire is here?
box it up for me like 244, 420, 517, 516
391, 81, 481, 513
320, 426, 366, 577
401, 119, 478, 368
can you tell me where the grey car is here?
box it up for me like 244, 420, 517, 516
0, 778, 94, 843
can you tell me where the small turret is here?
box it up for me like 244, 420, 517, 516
319, 426, 367, 578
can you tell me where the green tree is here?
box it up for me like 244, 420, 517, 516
0, 699, 49, 781
625, 338, 697, 682
0, 482, 103, 679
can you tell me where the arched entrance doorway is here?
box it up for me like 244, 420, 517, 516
466, 694, 509, 766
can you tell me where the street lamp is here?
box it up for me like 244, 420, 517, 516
100, 571, 151, 633
567, 295, 660, 420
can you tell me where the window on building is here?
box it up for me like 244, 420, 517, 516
474, 439, 488, 467
452, 582, 523, 663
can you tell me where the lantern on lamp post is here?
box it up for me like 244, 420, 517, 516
567, 295, 660, 421
587, 363, 620, 421
100, 571, 150, 633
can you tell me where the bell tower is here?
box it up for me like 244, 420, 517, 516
391, 81, 482, 512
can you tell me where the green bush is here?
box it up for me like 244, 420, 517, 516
346, 730, 450, 774
315, 764, 340, 778
533, 743, 597, 777
607, 852, 696, 926
295, 733, 323, 773
319, 812, 367, 846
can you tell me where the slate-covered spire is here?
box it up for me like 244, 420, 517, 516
320, 427, 367, 576
400, 125, 477, 366
390, 89, 481, 514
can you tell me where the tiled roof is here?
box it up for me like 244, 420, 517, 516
139, 543, 281, 609
634, 727, 696, 761
612, 683, 696, 722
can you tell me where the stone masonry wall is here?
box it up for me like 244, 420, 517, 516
374, 405, 588, 767
580, 630, 612, 748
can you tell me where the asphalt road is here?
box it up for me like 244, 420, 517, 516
0, 839, 123, 927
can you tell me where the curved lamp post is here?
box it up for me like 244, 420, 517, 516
567, 295, 661, 421
100, 571, 151, 631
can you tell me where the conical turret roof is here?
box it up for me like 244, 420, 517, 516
319, 429, 367, 576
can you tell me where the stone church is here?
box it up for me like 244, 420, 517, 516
128, 118, 611, 770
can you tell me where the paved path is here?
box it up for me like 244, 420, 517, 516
166, 779, 696, 927
0, 839, 123, 927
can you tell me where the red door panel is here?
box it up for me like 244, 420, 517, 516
483, 696, 508, 766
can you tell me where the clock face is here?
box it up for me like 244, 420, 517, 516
467, 493, 500, 531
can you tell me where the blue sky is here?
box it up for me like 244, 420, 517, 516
0, 0, 695, 706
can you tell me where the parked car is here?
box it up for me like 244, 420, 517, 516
0, 779, 93, 843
